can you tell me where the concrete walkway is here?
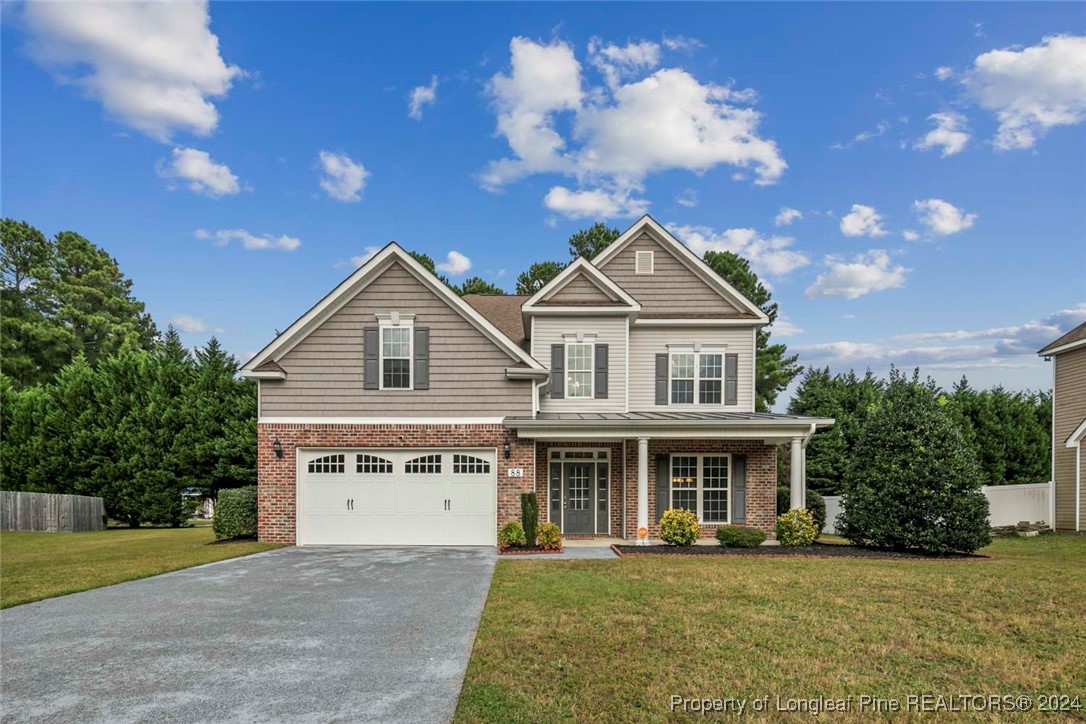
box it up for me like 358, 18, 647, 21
0, 547, 497, 724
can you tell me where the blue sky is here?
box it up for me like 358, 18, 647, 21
2, 2, 1084, 405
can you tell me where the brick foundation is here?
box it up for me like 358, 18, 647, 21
257, 423, 534, 544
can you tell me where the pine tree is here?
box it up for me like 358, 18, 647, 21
515, 261, 565, 294
568, 223, 620, 260
455, 276, 505, 295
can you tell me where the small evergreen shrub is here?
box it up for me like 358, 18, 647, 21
498, 520, 526, 550
213, 486, 257, 540
521, 492, 539, 547
537, 521, 561, 550
776, 508, 818, 547
777, 486, 827, 536
715, 525, 767, 548
659, 508, 700, 546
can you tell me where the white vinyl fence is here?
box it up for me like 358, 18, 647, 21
821, 483, 1050, 534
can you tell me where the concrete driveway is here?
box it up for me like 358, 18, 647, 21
0, 547, 496, 724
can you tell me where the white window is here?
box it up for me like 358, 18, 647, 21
308, 454, 345, 474
566, 343, 594, 398
635, 250, 654, 275
670, 352, 723, 405
669, 454, 730, 524
380, 326, 412, 389
405, 454, 441, 474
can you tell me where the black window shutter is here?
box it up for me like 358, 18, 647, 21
413, 327, 430, 390
363, 327, 379, 390
550, 344, 565, 399
654, 454, 670, 524
731, 454, 746, 524
655, 353, 668, 405
724, 353, 739, 406
594, 344, 608, 399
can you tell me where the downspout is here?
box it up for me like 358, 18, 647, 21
622, 438, 627, 540
1050, 357, 1056, 531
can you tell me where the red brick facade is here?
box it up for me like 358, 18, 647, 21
257, 424, 776, 544
256, 423, 534, 544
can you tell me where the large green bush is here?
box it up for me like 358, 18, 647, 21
777, 486, 826, 535
660, 508, 700, 546
520, 492, 538, 547
213, 486, 258, 540
837, 369, 991, 554
715, 525, 767, 548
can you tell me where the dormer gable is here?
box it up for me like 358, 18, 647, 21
521, 257, 640, 316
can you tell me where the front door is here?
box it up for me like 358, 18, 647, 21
563, 462, 593, 534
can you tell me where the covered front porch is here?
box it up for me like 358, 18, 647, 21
507, 412, 834, 543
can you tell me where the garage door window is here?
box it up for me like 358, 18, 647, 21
308, 454, 345, 474
453, 454, 490, 474
358, 454, 393, 474
405, 454, 442, 474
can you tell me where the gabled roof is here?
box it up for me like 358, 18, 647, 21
592, 215, 769, 323
241, 243, 544, 376
1038, 321, 1086, 356
463, 294, 530, 347
1067, 416, 1086, 448
521, 257, 640, 314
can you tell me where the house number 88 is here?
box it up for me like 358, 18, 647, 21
507, 468, 525, 478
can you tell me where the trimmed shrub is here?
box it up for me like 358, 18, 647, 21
498, 520, 526, 550
521, 492, 538, 547
212, 486, 257, 540
660, 508, 700, 546
837, 369, 991, 554
715, 525, 767, 548
777, 486, 827, 536
776, 508, 818, 547
537, 521, 561, 551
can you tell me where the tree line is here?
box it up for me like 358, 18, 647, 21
788, 367, 1051, 494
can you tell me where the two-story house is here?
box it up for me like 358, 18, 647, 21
242, 216, 833, 545
1038, 321, 1086, 532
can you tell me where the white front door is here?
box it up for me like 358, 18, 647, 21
298, 449, 496, 546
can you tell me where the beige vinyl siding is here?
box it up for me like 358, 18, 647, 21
1053, 346, 1086, 530
629, 326, 756, 412
597, 232, 748, 317
539, 272, 618, 305
260, 261, 532, 417
532, 316, 627, 413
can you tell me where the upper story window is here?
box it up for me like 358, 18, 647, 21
670, 352, 723, 405
566, 343, 594, 398
635, 250, 654, 275
380, 324, 412, 390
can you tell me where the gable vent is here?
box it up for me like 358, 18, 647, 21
635, 250, 654, 275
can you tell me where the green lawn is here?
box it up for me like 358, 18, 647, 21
0, 527, 280, 609
456, 535, 1086, 722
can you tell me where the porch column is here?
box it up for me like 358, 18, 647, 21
790, 437, 804, 510
637, 437, 649, 545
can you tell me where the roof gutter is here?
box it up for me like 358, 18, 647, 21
504, 416, 836, 429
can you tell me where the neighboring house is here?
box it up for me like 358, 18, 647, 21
1038, 321, 1086, 532
241, 216, 833, 546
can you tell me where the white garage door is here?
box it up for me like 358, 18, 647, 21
297, 448, 496, 546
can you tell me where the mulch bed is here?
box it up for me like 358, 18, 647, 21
612, 543, 988, 561
499, 546, 563, 556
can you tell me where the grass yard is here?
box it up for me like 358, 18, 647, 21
0, 527, 279, 609
456, 535, 1086, 722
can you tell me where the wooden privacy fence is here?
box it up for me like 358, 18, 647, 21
0, 491, 106, 532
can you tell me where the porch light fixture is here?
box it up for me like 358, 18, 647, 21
272, 438, 284, 459
503, 442, 511, 460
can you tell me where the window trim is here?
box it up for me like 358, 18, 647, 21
377, 315, 414, 391
668, 453, 731, 525
668, 349, 725, 405
565, 342, 595, 399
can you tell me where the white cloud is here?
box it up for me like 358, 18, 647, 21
318, 150, 368, 202
805, 250, 908, 299
669, 224, 810, 278
198, 228, 300, 251
675, 189, 698, 208
543, 186, 649, 219
22, 0, 243, 142
934, 66, 954, 81
481, 37, 786, 207
169, 314, 221, 334
770, 315, 804, 338
902, 229, 920, 241
831, 121, 889, 149
962, 34, 1086, 150
774, 207, 803, 226
912, 198, 977, 236
158, 148, 240, 197
408, 75, 438, 120
914, 112, 971, 157
662, 35, 704, 52
435, 250, 472, 276
351, 246, 382, 267
839, 204, 888, 237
